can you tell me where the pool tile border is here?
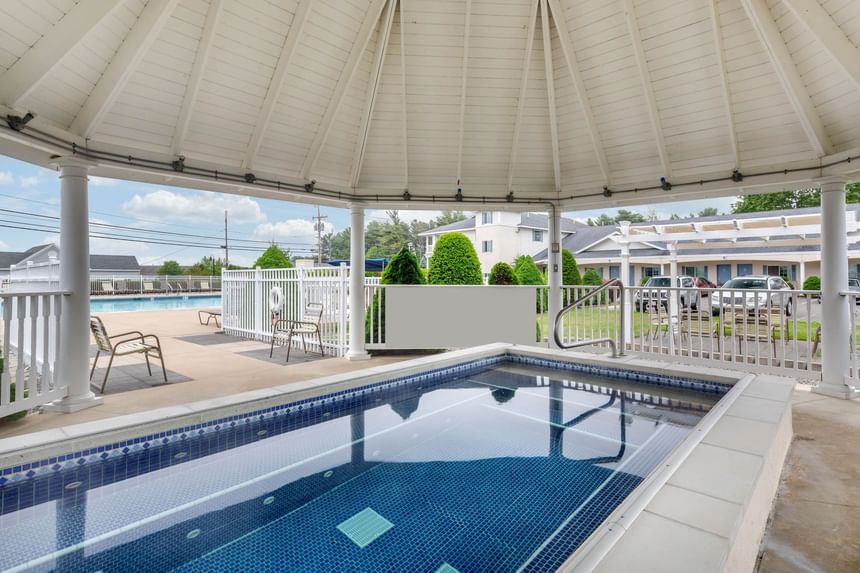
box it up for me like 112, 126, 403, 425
0, 351, 730, 485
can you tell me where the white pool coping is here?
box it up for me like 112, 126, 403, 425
0, 343, 792, 573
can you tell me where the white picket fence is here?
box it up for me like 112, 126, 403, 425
0, 291, 67, 417
222, 266, 349, 356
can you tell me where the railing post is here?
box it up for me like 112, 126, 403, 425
254, 266, 263, 341
619, 221, 632, 354
548, 209, 562, 349
339, 263, 348, 356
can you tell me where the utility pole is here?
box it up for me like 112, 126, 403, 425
223, 210, 229, 269
313, 206, 328, 265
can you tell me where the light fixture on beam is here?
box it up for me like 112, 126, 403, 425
603, 186, 612, 198
304, 180, 316, 193
732, 169, 743, 182
172, 156, 185, 172
403, 190, 411, 201
455, 180, 463, 202
244, 173, 257, 184
6, 112, 34, 131
660, 177, 672, 191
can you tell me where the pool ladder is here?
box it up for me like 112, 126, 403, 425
553, 278, 625, 357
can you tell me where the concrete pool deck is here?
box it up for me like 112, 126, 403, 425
0, 308, 417, 441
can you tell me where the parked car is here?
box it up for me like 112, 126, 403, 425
694, 276, 716, 296
711, 275, 793, 316
817, 278, 860, 304
634, 276, 700, 311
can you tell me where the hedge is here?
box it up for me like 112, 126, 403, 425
427, 233, 483, 285
562, 249, 581, 305
803, 275, 820, 291
366, 247, 425, 343
488, 262, 518, 285
514, 255, 546, 311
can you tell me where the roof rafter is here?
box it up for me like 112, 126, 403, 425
781, 0, 860, 93
349, 0, 397, 188
399, 0, 409, 188
708, 0, 740, 168
546, 0, 610, 185
0, 0, 118, 107
70, 0, 180, 138
739, 0, 834, 157
242, 0, 315, 170
540, 0, 561, 192
622, 0, 672, 177
506, 0, 539, 192
302, 0, 390, 180
455, 0, 473, 184
172, 0, 224, 157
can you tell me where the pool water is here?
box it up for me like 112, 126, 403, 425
0, 360, 721, 573
89, 295, 221, 313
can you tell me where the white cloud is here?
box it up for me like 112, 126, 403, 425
19, 175, 40, 188
122, 190, 266, 225
89, 176, 118, 187
253, 219, 334, 245
0, 171, 13, 185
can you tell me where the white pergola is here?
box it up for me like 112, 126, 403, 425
1, 0, 860, 408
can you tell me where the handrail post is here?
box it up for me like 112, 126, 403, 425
553, 278, 624, 357
618, 285, 626, 356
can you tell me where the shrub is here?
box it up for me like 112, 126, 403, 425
562, 249, 581, 305
488, 262, 518, 285
366, 247, 425, 343
0, 357, 26, 423
157, 260, 182, 275
254, 244, 293, 269
640, 275, 652, 286
582, 269, 605, 304
427, 233, 483, 285
781, 275, 795, 289
514, 255, 546, 311
803, 275, 820, 291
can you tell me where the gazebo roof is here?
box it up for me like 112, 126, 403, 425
0, 0, 859, 209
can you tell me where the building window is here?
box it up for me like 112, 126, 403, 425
682, 265, 707, 279
482, 212, 493, 225
737, 264, 753, 276
532, 230, 543, 242
642, 266, 661, 279
609, 266, 620, 280
481, 240, 493, 253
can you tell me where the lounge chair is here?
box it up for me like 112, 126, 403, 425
198, 309, 221, 327
143, 281, 156, 294
270, 303, 324, 362
101, 281, 115, 295
200, 281, 210, 291
89, 316, 167, 393
730, 307, 784, 361
680, 309, 720, 352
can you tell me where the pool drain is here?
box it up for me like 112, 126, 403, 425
64, 481, 82, 490
324, 470, 334, 478
186, 529, 201, 540
263, 496, 275, 505
173, 452, 187, 459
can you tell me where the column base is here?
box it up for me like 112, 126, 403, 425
812, 382, 860, 400
43, 393, 104, 413
346, 351, 371, 361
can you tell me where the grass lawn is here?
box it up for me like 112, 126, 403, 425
539, 308, 860, 345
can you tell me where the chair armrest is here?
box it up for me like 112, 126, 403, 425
109, 330, 145, 339
285, 320, 320, 330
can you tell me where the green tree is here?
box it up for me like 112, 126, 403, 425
488, 262, 518, 285
614, 209, 647, 223
321, 228, 351, 261
427, 233, 483, 285
698, 207, 719, 217
514, 255, 546, 311
158, 260, 182, 275
803, 276, 820, 291
561, 249, 581, 305
582, 269, 602, 286
732, 184, 860, 214
187, 256, 225, 275
587, 213, 616, 226
253, 244, 293, 269
366, 247, 425, 343
432, 210, 467, 227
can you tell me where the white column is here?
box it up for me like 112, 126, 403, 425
668, 242, 678, 354
815, 179, 856, 398
48, 158, 102, 412
347, 204, 370, 360
619, 221, 632, 347
798, 259, 806, 289
548, 209, 562, 348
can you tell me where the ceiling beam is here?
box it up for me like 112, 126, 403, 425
172, 0, 224, 157
302, 0, 389, 180
546, 0, 610, 185
455, 0, 473, 184
70, 0, 179, 138
399, 0, 409, 189
506, 0, 539, 192
708, 0, 740, 168
739, 0, 834, 157
781, 0, 860, 93
0, 1, 118, 107
622, 0, 671, 177
540, 0, 561, 192
242, 0, 314, 170
349, 0, 397, 188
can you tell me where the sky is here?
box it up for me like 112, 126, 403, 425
0, 155, 738, 267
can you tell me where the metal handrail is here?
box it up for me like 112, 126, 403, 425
553, 278, 625, 357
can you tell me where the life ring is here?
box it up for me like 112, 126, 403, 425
269, 286, 284, 312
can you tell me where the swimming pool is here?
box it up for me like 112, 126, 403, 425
90, 295, 221, 313
0, 353, 726, 573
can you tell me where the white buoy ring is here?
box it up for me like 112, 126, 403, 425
269, 286, 284, 312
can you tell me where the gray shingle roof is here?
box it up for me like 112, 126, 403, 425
518, 213, 582, 233
419, 216, 476, 235
0, 245, 139, 271
532, 226, 617, 262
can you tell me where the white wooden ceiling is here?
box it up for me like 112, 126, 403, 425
0, 0, 859, 209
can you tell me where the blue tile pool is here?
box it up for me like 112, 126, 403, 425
89, 295, 221, 313
0, 357, 723, 572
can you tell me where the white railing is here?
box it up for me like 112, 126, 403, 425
222, 267, 348, 356
1, 291, 67, 417
89, 275, 222, 296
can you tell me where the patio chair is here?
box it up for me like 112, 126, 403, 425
200, 281, 210, 291
680, 309, 720, 352
89, 316, 167, 393
101, 281, 115, 295
270, 303, 324, 362
143, 281, 156, 293
198, 309, 221, 327
730, 307, 784, 361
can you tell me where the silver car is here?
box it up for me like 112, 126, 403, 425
634, 276, 700, 311
711, 275, 793, 316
